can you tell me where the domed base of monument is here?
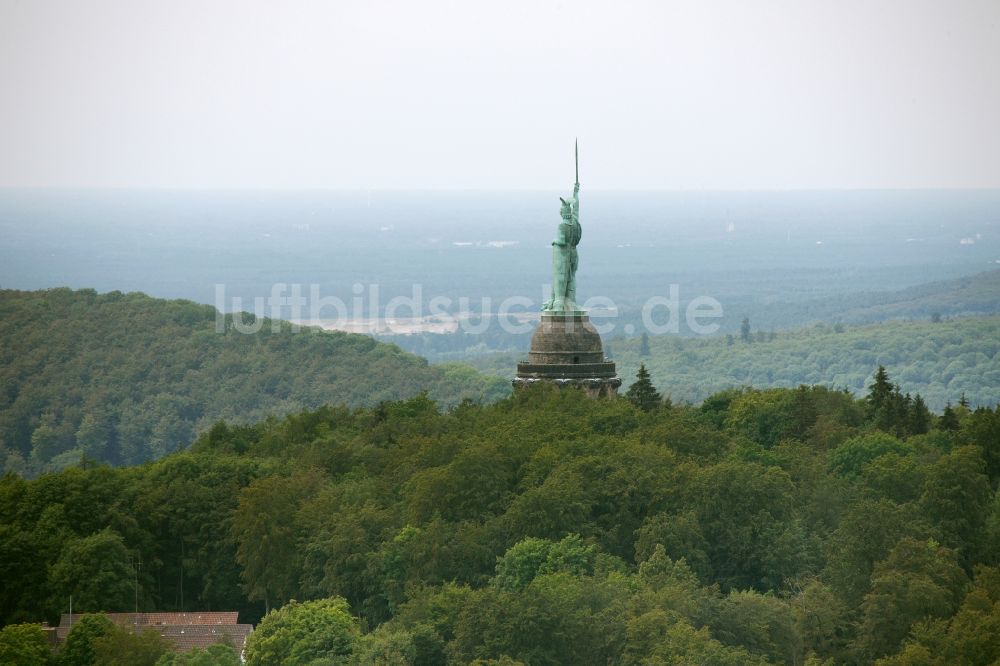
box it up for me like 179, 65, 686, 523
513, 312, 620, 399
512, 375, 622, 399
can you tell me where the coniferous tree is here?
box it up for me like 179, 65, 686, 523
891, 392, 909, 436
740, 317, 752, 343
939, 404, 960, 432
959, 392, 970, 409
884, 386, 905, 434
901, 392, 914, 433
866, 366, 894, 421
908, 394, 931, 435
626, 364, 662, 412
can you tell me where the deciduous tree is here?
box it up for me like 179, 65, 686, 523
243, 597, 360, 666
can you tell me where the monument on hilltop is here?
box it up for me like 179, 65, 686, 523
513, 141, 621, 398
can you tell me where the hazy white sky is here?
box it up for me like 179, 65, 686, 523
1, 0, 998, 189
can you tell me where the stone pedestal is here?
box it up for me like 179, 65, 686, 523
513, 312, 621, 398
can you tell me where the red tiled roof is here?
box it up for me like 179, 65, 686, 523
158, 624, 253, 653
55, 612, 252, 653
58, 611, 239, 628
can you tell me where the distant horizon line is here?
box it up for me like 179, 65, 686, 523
3, 186, 1000, 193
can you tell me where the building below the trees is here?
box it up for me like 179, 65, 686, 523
56, 612, 252, 654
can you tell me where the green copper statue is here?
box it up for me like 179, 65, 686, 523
543, 140, 583, 312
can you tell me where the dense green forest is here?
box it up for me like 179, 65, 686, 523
463, 315, 1000, 412
2, 373, 999, 664
0, 288, 507, 475
3, 287, 997, 480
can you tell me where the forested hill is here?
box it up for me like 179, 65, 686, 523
464, 315, 1000, 411
380, 268, 1000, 360
1, 385, 999, 664
738, 267, 1000, 331
0, 288, 508, 473
776, 270, 1000, 324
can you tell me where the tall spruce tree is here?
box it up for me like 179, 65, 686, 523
909, 394, 931, 435
939, 404, 960, 432
626, 364, 662, 412
866, 366, 894, 419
